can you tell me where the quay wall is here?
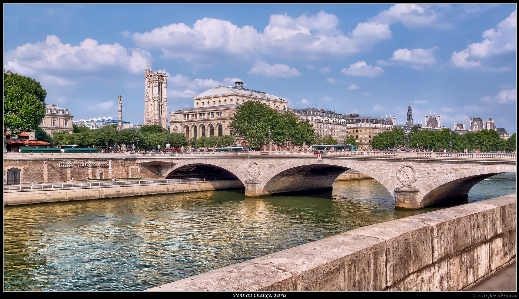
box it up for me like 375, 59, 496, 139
147, 193, 516, 291
3, 180, 243, 206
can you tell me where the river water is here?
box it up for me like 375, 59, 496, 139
3, 172, 516, 291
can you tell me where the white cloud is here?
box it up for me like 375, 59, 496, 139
248, 61, 300, 77
370, 4, 437, 28
450, 10, 516, 69
348, 84, 359, 90
388, 47, 438, 65
301, 99, 310, 105
3, 35, 151, 79
341, 61, 384, 77
167, 74, 222, 99
327, 78, 337, 83
131, 11, 392, 64
481, 89, 517, 104
362, 92, 370, 96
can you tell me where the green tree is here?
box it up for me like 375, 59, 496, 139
229, 101, 278, 149
72, 124, 90, 134
315, 134, 337, 145
292, 119, 316, 148
116, 128, 141, 148
140, 124, 167, 134
344, 135, 358, 147
168, 133, 188, 149
35, 127, 52, 144
219, 135, 235, 147
505, 133, 516, 152
4, 71, 47, 136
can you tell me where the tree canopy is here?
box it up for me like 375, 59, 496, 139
229, 101, 316, 150
4, 71, 47, 134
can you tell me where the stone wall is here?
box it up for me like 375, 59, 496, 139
3, 180, 244, 206
3, 156, 159, 184
147, 193, 516, 291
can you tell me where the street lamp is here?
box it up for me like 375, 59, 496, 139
268, 129, 272, 151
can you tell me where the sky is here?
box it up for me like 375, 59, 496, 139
3, 4, 517, 134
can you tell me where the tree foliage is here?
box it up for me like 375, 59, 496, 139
4, 71, 47, 134
229, 101, 316, 150
35, 127, 52, 144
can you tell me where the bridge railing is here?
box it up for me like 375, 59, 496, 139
3, 178, 203, 192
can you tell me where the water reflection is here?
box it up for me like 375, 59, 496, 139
3, 172, 515, 291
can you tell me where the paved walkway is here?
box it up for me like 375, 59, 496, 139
468, 261, 516, 291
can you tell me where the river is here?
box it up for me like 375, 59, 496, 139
3, 172, 516, 291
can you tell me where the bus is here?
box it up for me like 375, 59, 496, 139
63, 147, 98, 153
217, 146, 249, 152
312, 144, 357, 152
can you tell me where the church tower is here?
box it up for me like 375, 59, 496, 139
406, 103, 413, 126
144, 64, 168, 129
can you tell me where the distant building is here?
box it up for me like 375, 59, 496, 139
469, 117, 496, 132
144, 65, 168, 130
40, 103, 74, 136
406, 104, 414, 127
453, 122, 468, 135
423, 113, 443, 130
73, 116, 133, 130
169, 81, 288, 140
497, 128, 510, 140
292, 108, 394, 150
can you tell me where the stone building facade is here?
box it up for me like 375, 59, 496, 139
469, 117, 496, 132
40, 103, 74, 136
144, 65, 168, 129
169, 81, 288, 139
292, 108, 394, 149
423, 113, 442, 130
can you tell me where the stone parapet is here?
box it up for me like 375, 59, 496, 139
147, 193, 516, 291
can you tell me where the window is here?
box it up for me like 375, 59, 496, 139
52, 119, 56, 126
64, 120, 68, 126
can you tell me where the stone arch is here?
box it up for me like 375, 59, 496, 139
163, 160, 245, 185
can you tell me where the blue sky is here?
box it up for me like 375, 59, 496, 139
3, 4, 517, 134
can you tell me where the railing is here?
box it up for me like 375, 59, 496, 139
3, 178, 203, 192
5, 150, 516, 160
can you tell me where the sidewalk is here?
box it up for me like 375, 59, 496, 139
468, 261, 516, 291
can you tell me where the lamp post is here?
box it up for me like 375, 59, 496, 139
268, 129, 272, 151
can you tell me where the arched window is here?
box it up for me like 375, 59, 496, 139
193, 126, 198, 139
201, 125, 206, 137
218, 124, 223, 137
209, 125, 214, 136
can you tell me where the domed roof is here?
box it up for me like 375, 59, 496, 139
194, 81, 287, 103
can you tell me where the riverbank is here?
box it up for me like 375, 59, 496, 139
3, 180, 243, 206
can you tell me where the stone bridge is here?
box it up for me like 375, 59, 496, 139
137, 151, 516, 209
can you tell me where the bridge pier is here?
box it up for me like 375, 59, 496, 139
244, 180, 265, 197
394, 187, 423, 209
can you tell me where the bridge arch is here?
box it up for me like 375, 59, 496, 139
154, 156, 516, 209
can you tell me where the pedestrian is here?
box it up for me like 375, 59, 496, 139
71, 177, 74, 182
